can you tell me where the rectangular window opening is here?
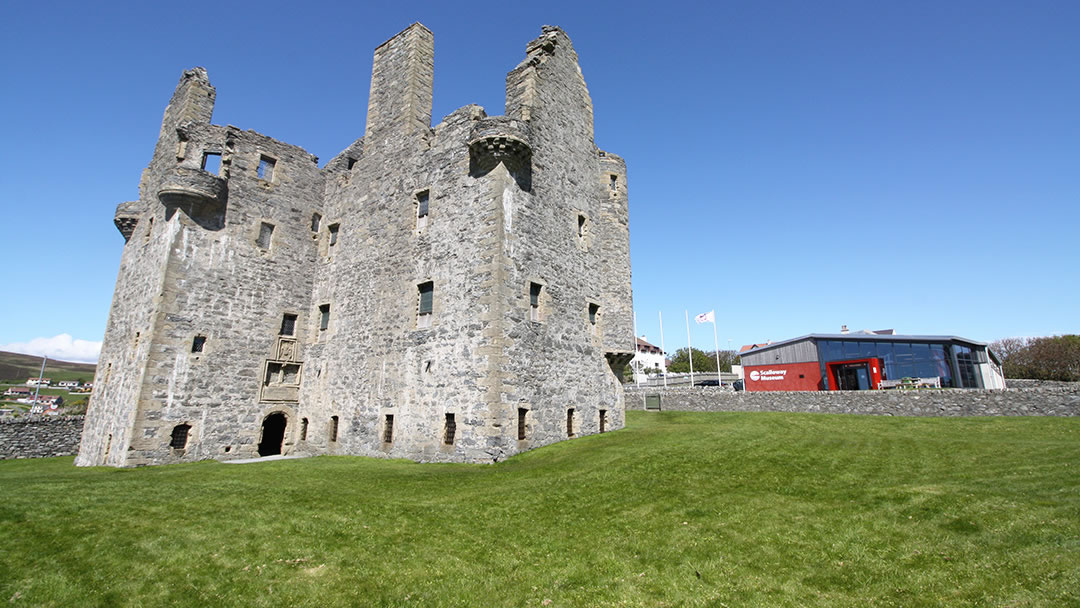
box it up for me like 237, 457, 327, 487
319, 304, 331, 331
201, 152, 221, 175
257, 222, 274, 249
588, 303, 600, 332
280, 313, 297, 336
257, 155, 276, 181
191, 335, 206, 353
330, 415, 339, 442
311, 213, 322, 233
346, 157, 357, 170
599, 409, 608, 433
300, 417, 308, 441
170, 424, 191, 450
609, 174, 618, 191
383, 414, 394, 443
567, 408, 575, 437
418, 281, 434, 328
444, 413, 456, 445
416, 190, 429, 232
328, 223, 340, 247
529, 282, 542, 322
518, 408, 528, 441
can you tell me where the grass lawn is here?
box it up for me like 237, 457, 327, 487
2, 411, 1078, 607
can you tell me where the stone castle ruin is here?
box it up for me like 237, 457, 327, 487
76, 24, 634, 467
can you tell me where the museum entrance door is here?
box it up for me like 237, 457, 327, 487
258, 413, 287, 456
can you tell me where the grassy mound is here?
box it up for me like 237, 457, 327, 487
2, 411, 1078, 606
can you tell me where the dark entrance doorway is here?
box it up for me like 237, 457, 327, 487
835, 363, 870, 390
258, 413, 287, 456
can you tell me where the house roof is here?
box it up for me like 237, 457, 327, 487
740, 333, 996, 362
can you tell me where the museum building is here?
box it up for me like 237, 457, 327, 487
739, 331, 1005, 392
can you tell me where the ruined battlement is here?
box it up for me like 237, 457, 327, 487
79, 24, 633, 467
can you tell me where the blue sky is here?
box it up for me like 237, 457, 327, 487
1, 0, 1076, 362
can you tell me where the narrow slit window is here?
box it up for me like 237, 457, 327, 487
280, 313, 297, 336
257, 155, 276, 181
257, 222, 274, 249
588, 303, 600, 332
170, 424, 191, 450
567, 408, 575, 437
300, 417, 308, 441
416, 190, 429, 231
599, 409, 608, 433
311, 213, 322, 233
328, 223, 340, 247
201, 152, 221, 175
609, 174, 618, 192
319, 304, 330, 331
529, 283, 542, 322
518, 408, 528, 440
346, 157, 357, 170
191, 335, 206, 353
383, 414, 394, 443
330, 416, 339, 442
417, 281, 434, 328
444, 413, 456, 445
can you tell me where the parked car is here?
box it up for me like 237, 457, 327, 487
694, 379, 720, 387
733, 380, 744, 391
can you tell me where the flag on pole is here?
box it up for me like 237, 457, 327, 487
695, 310, 715, 324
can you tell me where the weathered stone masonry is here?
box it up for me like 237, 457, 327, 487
626, 385, 1080, 417
77, 24, 634, 467
1, 416, 85, 460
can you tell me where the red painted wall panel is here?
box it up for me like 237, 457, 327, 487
744, 361, 822, 391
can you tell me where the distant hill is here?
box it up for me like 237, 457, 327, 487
0, 351, 97, 384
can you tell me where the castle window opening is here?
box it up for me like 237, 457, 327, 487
300, 417, 308, 441
330, 415, 339, 442
417, 281, 434, 328
346, 157, 357, 170
311, 213, 322, 233
280, 313, 297, 336
191, 335, 206, 353
588, 303, 600, 333
517, 408, 528, 440
328, 223, 340, 247
169, 424, 191, 450
567, 408, 575, 437
319, 304, 331, 331
529, 283, 542, 322
201, 152, 221, 175
416, 190, 430, 232
599, 409, 607, 433
609, 174, 618, 192
383, 414, 394, 443
444, 413, 456, 445
257, 155, 276, 181
257, 222, 274, 250
577, 214, 589, 246
144, 217, 154, 243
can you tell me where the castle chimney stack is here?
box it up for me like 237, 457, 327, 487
364, 23, 434, 147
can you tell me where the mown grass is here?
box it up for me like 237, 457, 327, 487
2, 411, 1079, 607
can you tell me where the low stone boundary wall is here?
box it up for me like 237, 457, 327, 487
625, 386, 1080, 417
0, 416, 85, 459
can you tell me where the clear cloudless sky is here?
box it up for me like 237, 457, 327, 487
1, 0, 1077, 362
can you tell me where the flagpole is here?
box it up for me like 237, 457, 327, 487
712, 315, 722, 386
658, 311, 668, 389
685, 310, 694, 386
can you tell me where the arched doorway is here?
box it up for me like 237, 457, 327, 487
258, 413, 287, 456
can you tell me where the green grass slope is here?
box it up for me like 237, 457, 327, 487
2, 411, 1078, 607
0, 350, 96, 384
